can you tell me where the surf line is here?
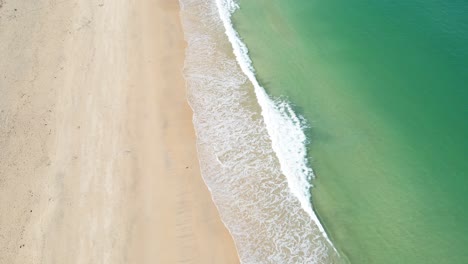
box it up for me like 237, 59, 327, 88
214, 0, 339, 253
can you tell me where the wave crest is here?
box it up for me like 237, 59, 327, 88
179, 0, 341, 262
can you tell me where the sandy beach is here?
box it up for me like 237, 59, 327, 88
0, 0, 239, 263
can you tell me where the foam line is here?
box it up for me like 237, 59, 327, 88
214, 0, 337, 251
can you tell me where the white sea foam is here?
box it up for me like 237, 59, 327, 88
179, 0, 341, 262
214, 0, 336, 248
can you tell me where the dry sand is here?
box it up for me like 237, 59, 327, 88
0, 0, 239, 263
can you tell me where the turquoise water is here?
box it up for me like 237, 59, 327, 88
234, 0, 468, 263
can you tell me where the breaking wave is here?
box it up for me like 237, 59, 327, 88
179, 0, 341, 263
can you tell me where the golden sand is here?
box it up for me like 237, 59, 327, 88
0, 0, 239, 263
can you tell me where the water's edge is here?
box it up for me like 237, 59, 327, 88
178, 0, 342, 262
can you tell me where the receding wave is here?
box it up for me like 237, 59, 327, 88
179, 0, 341, 262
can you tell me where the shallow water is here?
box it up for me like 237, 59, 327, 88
234, 0, 468, 263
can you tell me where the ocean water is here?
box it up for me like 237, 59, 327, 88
179, 0, 468, 263
231, 0, 468, 263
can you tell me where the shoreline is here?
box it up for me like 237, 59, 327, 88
178, 0, 340, 262
0, 0, 239, 263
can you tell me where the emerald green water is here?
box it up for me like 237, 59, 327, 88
234, 0, 468, 263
